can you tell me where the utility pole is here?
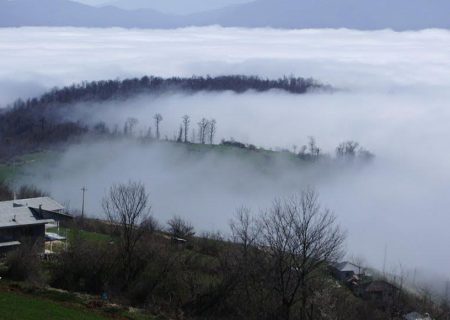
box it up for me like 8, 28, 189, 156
382, 244, 388, 276
81, 186, 87, 218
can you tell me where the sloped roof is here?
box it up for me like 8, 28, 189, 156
335, 261, 364, 274
0, 205, 54, 229
0, 197, 65, 212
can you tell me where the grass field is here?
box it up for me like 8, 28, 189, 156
0, 281, 161, 320
0, 163, 16, 182
0, 151, 53, 183
0, 290, 108, 320
47, 227, 113, 243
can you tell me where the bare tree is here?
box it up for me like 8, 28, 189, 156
141, 215, 160, 234
102, 181, 150, 282
230, 207, 263, 312
336, 141, 360, 159
198, 118, 209, 144
208, 119, 217, 144
124, 117, 138, 136
167, 215, 195, 239
308, 136, 320, 159
231, 189, 345, 320
182, 115, 190, 143
154, 113, 163, 140
177, 125, 183, 142
230, 207, 259, 252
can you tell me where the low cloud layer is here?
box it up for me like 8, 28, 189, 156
2, 27, 450, 286
0, 27, 449, 104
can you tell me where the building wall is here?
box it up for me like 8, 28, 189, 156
0, 224, 46, 253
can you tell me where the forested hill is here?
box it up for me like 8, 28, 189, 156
0, 75, 326, 159
6, 75, 325, 110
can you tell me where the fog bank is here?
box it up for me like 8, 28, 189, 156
0, 27, 449, 104
2, 27, 450, 285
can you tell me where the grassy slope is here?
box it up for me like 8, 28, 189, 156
0, 151, 53, 183
47, 227, 113, 243
0, 290, 108, 320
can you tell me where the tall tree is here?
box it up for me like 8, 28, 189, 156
198, 118, 209, 144
177, 125, 183, 142
182, 115, 190, 143
102, 181, 151, 284
208, 119, 217, 144
124, 117, 138, 136
154, 113, 163, 140
230, 189, 346, 320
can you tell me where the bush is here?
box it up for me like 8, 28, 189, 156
16, 185, 48, 199
196, 232, 224, 257
49, 234, 114, 294
167, 216, 195, 239
5, 241, 45, 285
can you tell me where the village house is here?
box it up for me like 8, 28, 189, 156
332, 261, 367, 282
0, 197, 72, 255
363, 280, 401, 311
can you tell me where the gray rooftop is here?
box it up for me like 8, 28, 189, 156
0, 205, 54, 229
335, 261, 365, 274
0, 197, 65, 212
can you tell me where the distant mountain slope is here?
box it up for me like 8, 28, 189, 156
102, 0, 251, 15
190, 0, 450, 30
1, 0, 450, 30
0, 0, 177, 28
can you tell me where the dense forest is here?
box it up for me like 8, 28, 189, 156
0, 75, 326, 159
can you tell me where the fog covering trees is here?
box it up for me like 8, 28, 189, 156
0, 75, 324, 158
182, 114, 190, 143
153, 113, 163, 140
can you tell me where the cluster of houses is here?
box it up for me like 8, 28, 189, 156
332, 261, 432, 320
0, 197, 72, 256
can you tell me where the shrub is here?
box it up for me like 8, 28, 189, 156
5, 241, 45, 285
167, 216, 195, 239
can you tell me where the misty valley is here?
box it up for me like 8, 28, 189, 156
0, 24, 449, 320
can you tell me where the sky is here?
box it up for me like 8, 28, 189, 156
1, 27, 450, 288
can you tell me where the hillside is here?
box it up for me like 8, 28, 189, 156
1, 0, 450, 30
103, 0, 251, 15
0, 281, 158, 320
0, 0, 176, 28
0, 75, 325, 159
189, 0, 450, 30
0, 291, 107, 320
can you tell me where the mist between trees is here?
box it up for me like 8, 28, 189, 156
0, 75, 329, 160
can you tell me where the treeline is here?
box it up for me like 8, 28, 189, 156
7, 75, 325, 110
0, 75, 325, 159
0, 103, 374, 165
0, 182, 48, 201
